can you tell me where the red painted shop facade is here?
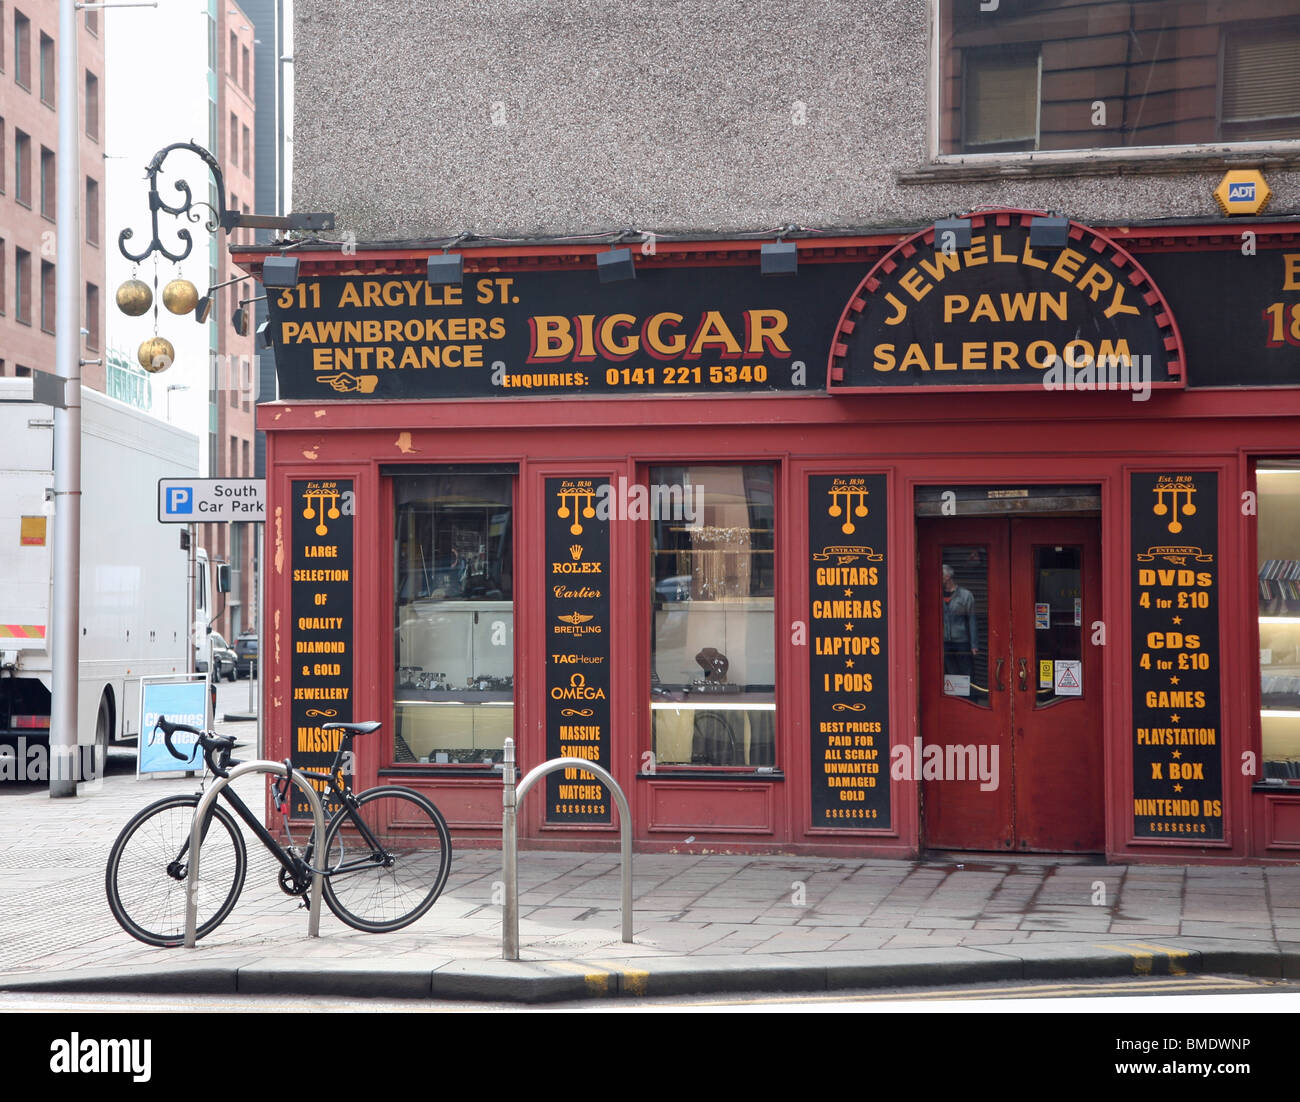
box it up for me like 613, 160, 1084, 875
242, 209, 1300, 863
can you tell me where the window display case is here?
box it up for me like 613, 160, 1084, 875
649, 465, 776, 768
393, 470, 514, 766
1257, 461, 1300, 784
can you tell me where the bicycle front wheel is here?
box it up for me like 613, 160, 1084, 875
321, 786, 451, 933
105, 794, 247, 947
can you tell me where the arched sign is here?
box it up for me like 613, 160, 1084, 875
827, 210, 1184, 394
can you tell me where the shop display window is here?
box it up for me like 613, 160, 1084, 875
1258, 460, 1300, 784
392, 469, 514, 767
649, 464, 776, 768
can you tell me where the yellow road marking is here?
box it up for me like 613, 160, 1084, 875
1131, 942, 1191, 975
1098, 943, 1154, 974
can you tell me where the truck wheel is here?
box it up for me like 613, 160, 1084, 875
94, 694, 112, 779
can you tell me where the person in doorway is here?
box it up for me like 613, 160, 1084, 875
942, 564, 979, 677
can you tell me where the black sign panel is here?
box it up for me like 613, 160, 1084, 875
267, 264, 866, 400
545, 477, 612, 824
808, 474, 890, 829
829, 219, 1180, 390
289, 478, 354, 818
1135, 247, 1300, 388
1130, 471, 1223, 841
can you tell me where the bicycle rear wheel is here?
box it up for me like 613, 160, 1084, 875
321, 786, 451, 933
105, 794, 247, 947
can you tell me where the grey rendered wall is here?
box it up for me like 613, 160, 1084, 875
292, 0, 1299, 240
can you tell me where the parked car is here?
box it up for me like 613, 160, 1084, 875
234, 632, 258, 678
196, 631, 238, 681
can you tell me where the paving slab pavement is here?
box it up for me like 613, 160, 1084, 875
2, 720, 1299, 1003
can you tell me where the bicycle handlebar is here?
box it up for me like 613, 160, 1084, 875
154, 716, 237, 777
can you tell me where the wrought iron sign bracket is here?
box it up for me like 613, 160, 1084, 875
119, 140, 334, 264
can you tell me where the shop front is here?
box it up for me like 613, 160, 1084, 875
247, 209, 1300, 863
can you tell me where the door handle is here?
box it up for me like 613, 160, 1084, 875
994, 657, 1005, 692
1017, 657, 1028, 691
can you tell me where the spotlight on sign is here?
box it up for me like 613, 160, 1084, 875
261, 255, 301, 288
597, 247, 636, 284
760, 240, 798, 276
1029, 214, 1070, 250
232, 306, 249, 337
194, 295, 212, 324
933, 217, 972, 251
256, 320, 273, 349
426, 252, 463, 286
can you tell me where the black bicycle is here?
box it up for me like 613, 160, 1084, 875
105, 717, 451, 947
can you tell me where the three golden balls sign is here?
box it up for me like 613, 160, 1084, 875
138, 336, 175, 373
115, 279, 153, 317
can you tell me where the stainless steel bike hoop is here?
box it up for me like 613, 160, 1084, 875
184, 759, 327, 948
501, 737, 634, 960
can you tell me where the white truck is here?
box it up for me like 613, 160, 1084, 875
0, 378, 201, 750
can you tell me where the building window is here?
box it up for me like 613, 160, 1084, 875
1, 3, 6, 72
206, 13, 215, 72
961, 48, 1040, 153
13, 8, 28, 89
242, 123, 250, 175
392, 469, 515, 768
39, 259, 54, 332
37, 30, 51, 105
229, 112, 238, 165
1258, 459, 1300, 784
0, 238, 6, 313
85, 283, 99, 350
241, 438, 249, 477
39, 144, 53, 219
85, 5, 97, 36
229, 30, 237, 76
14, 246, 29, 322
937, 1, 1300, 157
650, 464, 776, 768
0, 119, 5, 192
85, 176, 99, 245
84, 71, 98, 141
1221, 27, 1300, 141
241, 44, 249, 93
14, 128, 29, 205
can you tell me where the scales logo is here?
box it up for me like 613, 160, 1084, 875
301, 482, 354, 536
1152, 476, 1197, 534
557, 484, 596, 535
827, 480, 869, 534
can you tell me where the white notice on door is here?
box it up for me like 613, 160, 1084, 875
943, 674, 971, 697
1054, 659, 1082, 696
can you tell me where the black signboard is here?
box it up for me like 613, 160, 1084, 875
545, 477, 612, 824
267, 264, 866, 400
1134, 247, 1300, 388
1130, 471, 1223, 841
829, 217, 1181, 391
289, 478, 354, 818
808, 474, 890, 829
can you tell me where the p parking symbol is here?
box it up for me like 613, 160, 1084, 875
167, 487, 193, 514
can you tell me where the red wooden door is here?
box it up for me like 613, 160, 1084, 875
919, 517, 1103, 853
